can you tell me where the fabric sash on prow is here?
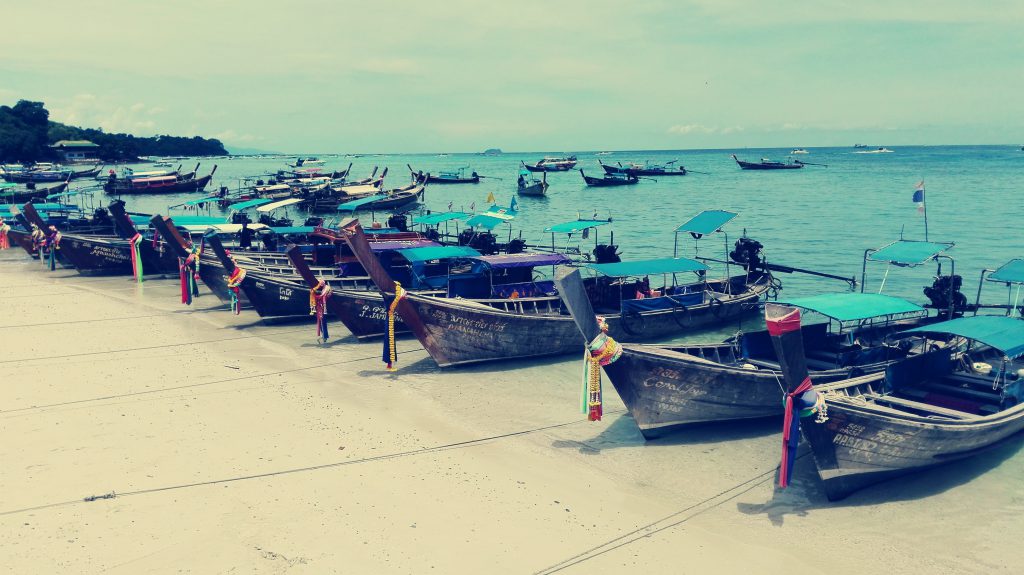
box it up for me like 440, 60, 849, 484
765, 303, 822, 488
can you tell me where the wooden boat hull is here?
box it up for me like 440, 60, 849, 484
523, 164, 574, 173
580, 170, 638, 187
228, 267, 319, 323
401, 281, 765, 367
196, 256, 250, 305
6, 228, 38, 257
330, 289, 408, 339
104, 173, 214, 195
602, 344, 886, 439
517, 182, 547, 196
56, 234, 178, 276
422, 175, 478, 184
802, 400, 1024, 500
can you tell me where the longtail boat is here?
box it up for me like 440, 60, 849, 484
104, 165, 217, 194
516, 169, 547, 196
580, 169, 639, 187
408, 164, 480, 184
731, 154, 804, 170
335, 183, 424, 212
769, 304, 1024, 500
600, 160, 687, 176
342, 217, 772, 367
522, 156, 577, 172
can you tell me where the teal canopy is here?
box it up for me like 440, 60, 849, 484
228, 198, 272, 211
989, 259, 1024, 284
267, 226, 316, 235
586, 257, 708, 277
46, 190, 81, 200
413, 211, 470, 225
397, 245, 481, 263
777, 293, 926, 323
134, 215, 226, 226
338, 194, 387, 211
868, 240, 954, 265
465, 214, 505, 230
178, 196, 219, 207
901, 315, 1024, 359
1, 203, 67, 212
544, 219, 612, 234
675, 210, 737, 236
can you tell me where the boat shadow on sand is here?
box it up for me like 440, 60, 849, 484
738, 432, 1024, 526
552, 414, 782, 454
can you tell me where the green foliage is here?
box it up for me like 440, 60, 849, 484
0, 99, 227, 163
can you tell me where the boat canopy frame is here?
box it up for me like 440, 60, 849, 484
861, 238, 957, 319
777, 292, 927, 333
975, 258, 1024, 318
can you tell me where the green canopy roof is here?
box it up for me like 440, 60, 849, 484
180, 196, 219, 207
544, 219, 612, 234
338, 194, 387, 211
675, 210, 737, 236
989, 259, 1024, 284
413, 211, 471, 225
586, 257, 708, 277
396, 245, 481, 263
465, 214, 509, 230
46, 190, 81, 200
228, 198, 273, 211
777, 293, 925, 323
868, 240, 954, 266
901, 315, 1024, 359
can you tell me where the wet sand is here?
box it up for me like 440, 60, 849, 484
1, 251, 1022, 573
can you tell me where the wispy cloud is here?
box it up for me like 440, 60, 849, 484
668, 124, 744, 135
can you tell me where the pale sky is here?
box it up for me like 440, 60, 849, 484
2, 1, 1022, 153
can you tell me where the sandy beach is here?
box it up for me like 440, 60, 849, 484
1, 250, 1022, 574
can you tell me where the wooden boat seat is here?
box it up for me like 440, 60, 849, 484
919, 381, 1000, 403
864, 394, 979, 420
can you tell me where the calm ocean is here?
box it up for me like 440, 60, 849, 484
112, 144, 1022, 337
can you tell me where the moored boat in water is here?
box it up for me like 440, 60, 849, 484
731, 154, 804, 170
580, 169, 639, 187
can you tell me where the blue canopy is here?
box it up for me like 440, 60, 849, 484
586, 257, 708, 277
397, 245, 481, 263
777, 293, 926, 323
544, 219, 612, 234
472, 252, 571, 269
337, 194, 388, 211
267, 226, 316, 235
900, 315, 1024, 359
228, 198, 273, 211
413, 211, 470, 225
676, 210, 737, 236
868, 240, 954, 265
989, 259, 1024, 284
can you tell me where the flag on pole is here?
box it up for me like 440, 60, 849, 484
486, 191, 496, 204
912, 181, 925, 213
470, 201, 475, 211
447, 201, 453, 210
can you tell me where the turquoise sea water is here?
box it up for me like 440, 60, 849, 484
106, 145, 1022, 315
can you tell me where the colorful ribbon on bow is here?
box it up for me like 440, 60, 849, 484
581, 316, 622, 421
382, 282, 407, 371
779, 377, 828, 488
226, 266, 246, 314
129, 233, 144, 283
310, 280, 332, 342
44, 226, 61, 271
0, 218, 10, 250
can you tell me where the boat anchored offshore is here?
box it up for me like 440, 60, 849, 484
408, 164, 480, 184
522, 156, 578, 173
853, 147, 894, 154
731, 154, 805, 170
580, 169, 639, 186
517, 168, 548, 196
600, 160, 687, 177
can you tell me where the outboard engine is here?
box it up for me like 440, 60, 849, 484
730, 237, 764, 270
232, 212, 252, 225
218, 185, 229, 198
91, 207, 111, 226
507, 238, 526, 254
256, 179, 266, 186
469, 232, 498, 255
425, 228, 441, 242
304, 216, 324, 228
387, 214, 409, 232
924, 274, 967, 312
457, 228, 474, 246
593, 244, 621, 263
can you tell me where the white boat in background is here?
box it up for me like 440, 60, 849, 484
791, 148, 809, 154
596, 151, 614, 156
853, 147, 894, 154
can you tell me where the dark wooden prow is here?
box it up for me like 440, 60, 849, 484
765, 303, 810, 392
204, 232, 237, 275
286, 244, 319, 288
7, 205, 34, 232
341, 219, 433, 348
369, 166, 379, 179
209, 165, 218, 177
345, 162, 353, 176
193, 162, 201, 175
341, 219, 396, 292
106, 200, 140, 239
149, 215, 191, 258
554, 266, 601, 343
22, 202, 48, 230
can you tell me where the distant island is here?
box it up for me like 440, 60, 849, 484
0, 100, 228, 163
482, 148, 502, 155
